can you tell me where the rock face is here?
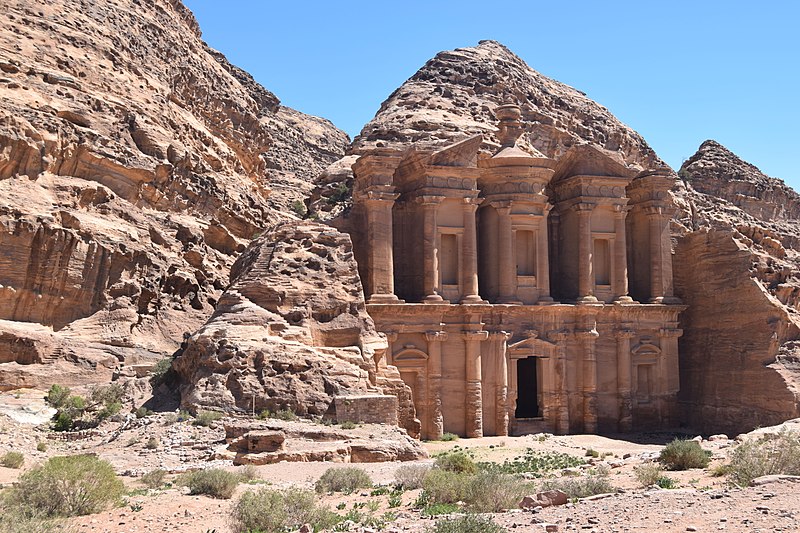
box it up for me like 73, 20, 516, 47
173, 221, 419, 436
0, 0, 347, 388
673, 141, 800, 433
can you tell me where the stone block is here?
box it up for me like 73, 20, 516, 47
334, 394, 398, 425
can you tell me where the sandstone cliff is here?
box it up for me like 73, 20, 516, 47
674, 141, 800, 433
0, 0, 347, 388
173, 221, 419, 435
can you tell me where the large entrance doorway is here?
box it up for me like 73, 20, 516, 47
515, 357, 540, 418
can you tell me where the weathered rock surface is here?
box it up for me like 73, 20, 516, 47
0, 0, 347, 387
173, 221, 419, 435
673, 141, 800, 433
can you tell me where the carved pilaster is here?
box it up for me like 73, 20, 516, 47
419, 196, 446, 303
425, 330, 448, 440
576, 328, 600, 432
463, 330, 489, 438
549, 330, 570, 434
496, 202, 519, 303
575, 202, 598, 303
612, 205, 633, 303
461, 198, 486, 304
364, 190, 402, 304
615, 328, 636, 432
489, 331, 511, 436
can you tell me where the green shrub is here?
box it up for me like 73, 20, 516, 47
429, 514, 507, 533
314, 467, 372, 494
659, 439, 711, 470
585, 448, 600, 458
394, 464, 431, 490
1, 451, 24, 469
45, 385, 70, 409
0, 508, 66, 533
463, 471, 531, 513
140, 469, 166, 489
193, 410, 223, 427
290, 200, 308, 218
176, 468, 239, 499
36, 441, 48, 452
135, 407, 153, 419
420, 469, 470, 506
656, 476, 677, 489
726, 430, 800, 486
231, 487, 340, 533
236, 465, 260, 483
149, 357, 175, 388
633, 463, 664, 488
440, 432, 459, 442
272, 409, 298, 421
5, 455, 124, 517
478, 449, 584, 476
420, 502, 461, 517
339, 420, 356, 429
145, 437, 158, 450
435, 451, 477, 474
540, 467, 615, 499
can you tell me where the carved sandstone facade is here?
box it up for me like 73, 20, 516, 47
349, 104, 684, 438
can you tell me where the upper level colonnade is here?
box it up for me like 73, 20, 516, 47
351, 104, 681, 307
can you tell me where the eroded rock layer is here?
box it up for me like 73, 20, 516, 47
173, 222, 419, 435
0, 0, 347, 387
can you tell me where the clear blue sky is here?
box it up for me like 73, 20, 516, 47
184, 0, 800, 188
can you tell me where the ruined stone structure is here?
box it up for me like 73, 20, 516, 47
350, 104, 685, 438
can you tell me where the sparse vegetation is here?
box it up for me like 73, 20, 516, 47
394, 464, 431, 490
149, 357, 175, 388
659, 439, 711, 470
231, 487, 340, 533
434, 450, 477, 474
290, 199, 308, 217
634, 463, 664, 487
145, 437, 158, 450
420, 469, 531, 513
326, 181, 350, 204
315, 467, 372, 494
440, 432, 459, 442
176, 468, 239, 499
540, 467, 615, 499
140, 469, 167, 489
237, 465, 261, 483
429, 514, 507, 533
4, 455, 124, 517
339, 420, 356, 429
726, 430, 800, 486
258, 408, 298, 422
193, 410, 223, 427
1, 451, 24, 469
36, 441, 48, 452
478, 449, 584, 476
45, 384, 124, 431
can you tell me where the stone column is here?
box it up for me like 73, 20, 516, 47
421, 196, 445, 303
415, 371, 428, 439
612, 205, 633, 303
576, 203, 598, 303
615, 328, 635, 432
461, 198, 485, 304
578, 328, 600, 432
549, 211, 560, 289
425, 331, 447, 441
537, 212, 553, 304
463, 330, 489, 437
490, 331, 511, 436
646, 205, 665, 303
550, 331, 570, 434
658, 327, 683, 425
365, 191, 401, 303
496, 203, 519, 303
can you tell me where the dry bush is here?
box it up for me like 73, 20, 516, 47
634, 463, 664, 487
231, 487, 340, 533
659, 439, 711, 470
394, 464, 431, 490
540, 467, 615, 499
176, 468, 239, 499
314, 467, 372, 494
434, 451, 477, 474
727, 430, 800, 486
1, 451, 24, 469
4, 455, 124, 517
140, 469, 166, 489
421, 470, 530, 513
192, 410, 223, 427
429, 514, 507, 533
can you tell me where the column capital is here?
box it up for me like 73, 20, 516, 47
462, 330, 489, 342
658, 328, 683, 338
615, 328, 636, 339
574, 202, 595, 213
416, 195, 446, 207
363, 190, 399, 204
575, 328, 600, 340
612, 203, 631, 217
488, 330, 512, 341
462, 197, 483, 207
424, 331, 449, 342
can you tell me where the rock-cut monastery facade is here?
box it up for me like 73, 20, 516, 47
348, 104, 685, 439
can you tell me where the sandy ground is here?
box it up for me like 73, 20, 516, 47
1, 389, 799, 532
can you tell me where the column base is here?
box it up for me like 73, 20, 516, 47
497, 296, 523, 304
613, 295, 636, 304
368, 293, 404, 304
577, 295, 599, 305
536, 296, 556, 305
423, 294, 448, 304
460, 294, 488, 305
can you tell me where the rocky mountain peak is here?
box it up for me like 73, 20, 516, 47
352, 40, 665, 172
680, 139, 800, 222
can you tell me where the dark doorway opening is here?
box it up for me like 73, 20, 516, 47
515, 357, 540, 418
